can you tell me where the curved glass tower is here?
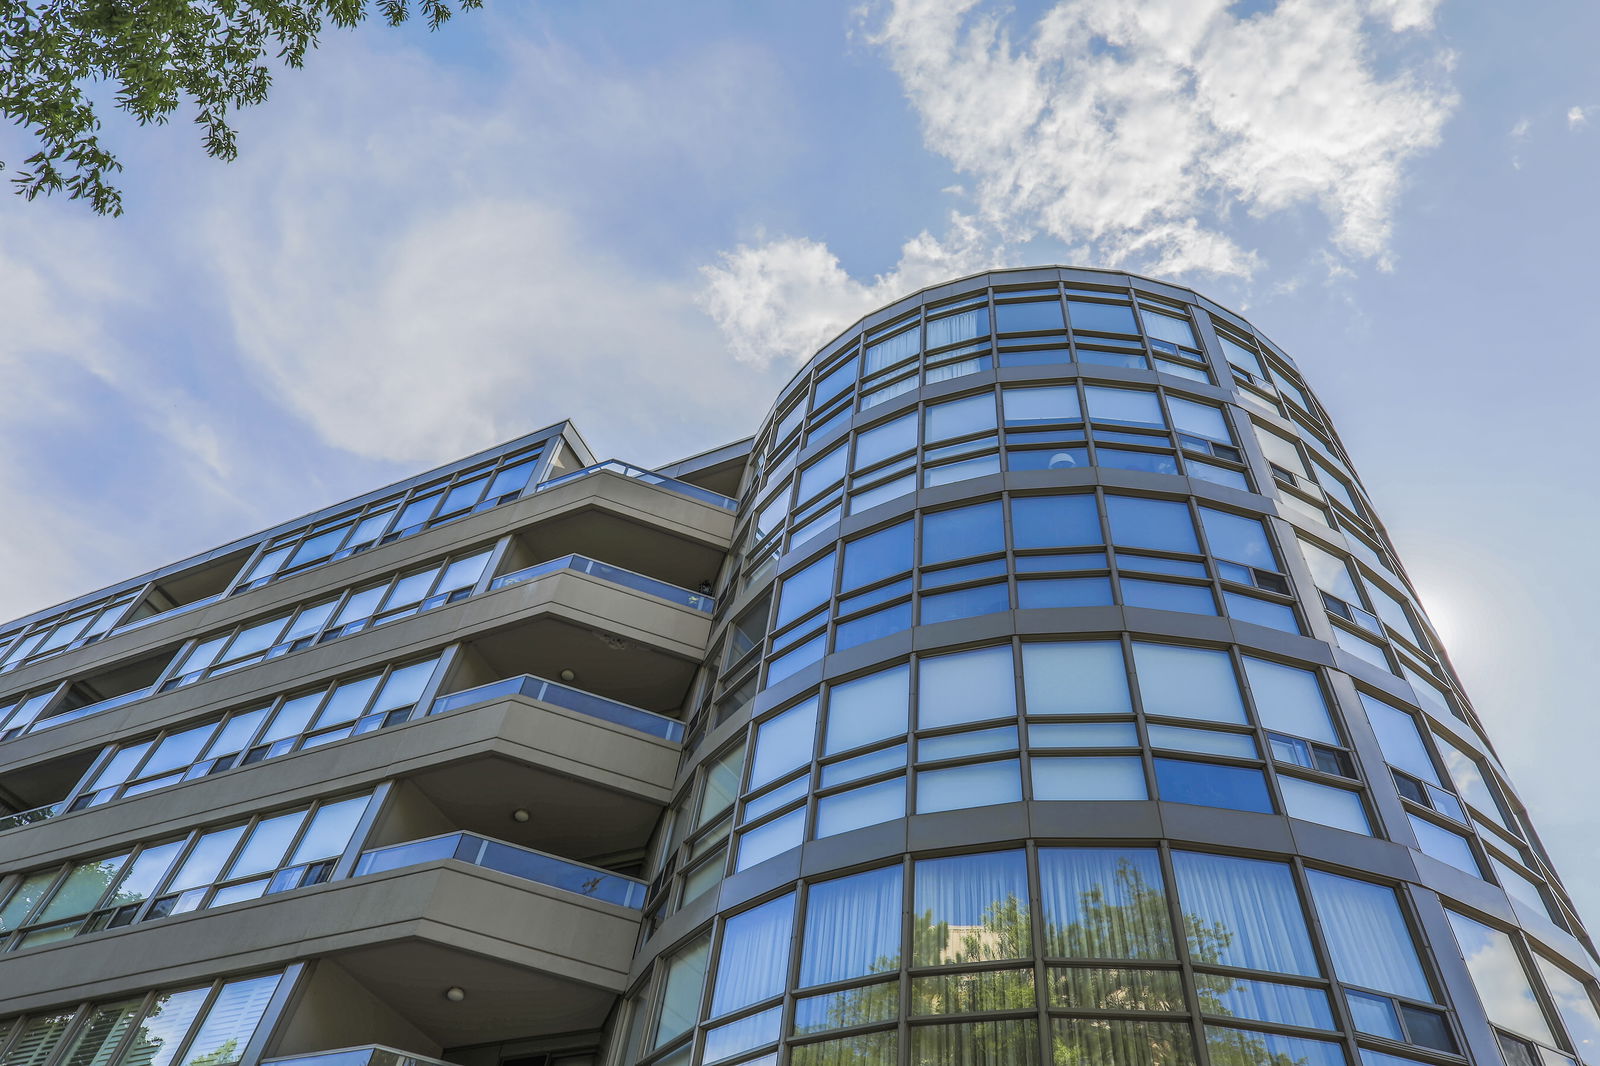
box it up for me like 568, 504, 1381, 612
621, 267, 1600, 1066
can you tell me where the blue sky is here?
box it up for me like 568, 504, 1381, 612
3, 0, 1598, 916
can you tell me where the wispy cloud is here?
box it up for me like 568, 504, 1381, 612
1569, 105, 1588, 129
702, 0, 1457, 367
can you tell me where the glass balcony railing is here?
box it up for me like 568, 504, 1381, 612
355, 832, 646, 908
28, 685, 158, 734
427, 674, 684, 742
536, 459, 738, 511
489, 554, 715, 614
0, 800, 64, 833
264, 1045, 458, 1066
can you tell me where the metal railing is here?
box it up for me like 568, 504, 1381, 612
355, 832, 646, 908
489, 554, 714, 613
427, 674, 683, 742
536, 459, 737, 511
0, 801, 64, 833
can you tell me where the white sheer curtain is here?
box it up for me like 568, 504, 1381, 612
800, 866, 903, 986
910, 1020, 1038, 1066
1052, 1018, 1196, 1066
711, 893, 795, 1016
1170, 852, 1319, 976
912, 850, 1030, 967
1038, 847, 1174, 960
1305, 871, 1431, 1001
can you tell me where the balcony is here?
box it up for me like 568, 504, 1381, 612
491, 555, 714, 614
427, 673, 683, 742
355, 832, 646, 908
536, 459, 737, 512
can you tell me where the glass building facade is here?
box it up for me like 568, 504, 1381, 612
0, 268, 1595, 1066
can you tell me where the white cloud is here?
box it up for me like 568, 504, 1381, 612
703, 0, 1456, 366
201, 27, 788, 468
1569, 105, 1588, 129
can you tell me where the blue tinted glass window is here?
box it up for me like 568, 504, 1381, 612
1122, 579, 1216, 615
1242, 658, 1334, 744
1067, 301, 1139, 335
1171, 852, 1319, 976
776, 551, 836, 628
1169, 397, 1232, 442
841, 521, 913, 592
1022, 642, 1130, 715
1012, 495, 1100, 550
797, 443, 847, 503
834, 603, 913, 653
864, 328, 919, 374
1016, 577, 1114, 609
815, 356, 859, 404
750, 697, 818, 789
1085, 387, 1165, 426
1225, 593, 1300, 634
1155, 758, 1273, 813
1003, 385, 1080, 425
855, 412, 917, 469
925, 393, 996, 442
712, 894, 795, 1016
921, 583, 1010, 625
918, 759, 1023, 813
825, 665, 910, 755
1142, 310, 1197, 348
1132, 643, 1247, 724
918, 645, 1016, 729
801, 866, 903, 985
1199, 508, 1277, 568
923, 501, 1004, 565
1205, 1029, 1343, 1066
1305, 871, 1431, 1002
1105, 496, 1198, 553
996, 300, 1065, 333
927, 307, 989, 349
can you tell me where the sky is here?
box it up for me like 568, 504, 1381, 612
2, 0, 1598, 919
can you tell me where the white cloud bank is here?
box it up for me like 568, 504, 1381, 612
702, 0, 1458, 367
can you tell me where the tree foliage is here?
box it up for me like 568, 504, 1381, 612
0, 0, 481, 215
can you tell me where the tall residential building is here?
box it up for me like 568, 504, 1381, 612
0, 268, 1594, 1066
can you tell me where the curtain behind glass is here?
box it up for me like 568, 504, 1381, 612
801, 866, 903, 986
1170, 852, 1319, 976
1052, 1018, 1196, 1066
1039, 848, 1174, 960
909, 1020, 1038, 1066
712, 894, 795, 1016
913, 851, 1031, 967
1305, 871, 1431, 1002
653, 935, 710, 1048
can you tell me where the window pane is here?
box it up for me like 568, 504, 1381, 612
1052, 1018, 1196, 1066
1050, 967, 1185, 1011
1409, 815, 1480, 875
794, 981, 898, 1035
1171, 851, 1319, 976
183, 973, 281, 1066
1169, 397, 1231, 442
1132, 643, 1247, 724
1011, 495, 1100, 550
1, 872, 65, 932
120, 987, 210, 1066
1143, 310, 1196, 347
798, 443, 847, 503
790, 1032, 896, 1066
37, 855, 127, 921
142, 726, 216, 778
313, 675, 381, 728
855, 412, 916, 468
1195, 975, 1335, 1029
918, 645, 1015, 729
227, 811, 306, 878
825, 665, 910, 755
699, 746, 746, 826
1086, 386, 1165, 426
775, 551, 836, 629
371, 660, 435, 713
1033, 757, 1147, 801
1022, 641, 1130, 716
923, 501, 1004, 565
653, 934, 710, 1047
865, 326, 919, 373
1446, 910, 1556, 1044
1155, 759, 1272, 814
109, 840, 186, 906
1004, 385, 1080, 425
1242, 658, 1335, 744
1535, 956, 1600, 1065
1280, 777, 1370, 835
1068, 301, 1139, 335
1122, 579, 1216, 615
737, 807, 804, 871
816, 777, 905, 837
1204, 1027, 1345, 1066
289, 795, 369, 865
701, 1006, 780, 1063
926, 393, 996, 442
1106, 497, 1198, 553
909, 1020, 1037, 1064
712, 894, 795, 1015
1199, 509, 1277, 569
751, 698, 818, 788
928, 306, 989, 348
913, 850, 1030, 965
800, 866, 903, 986
167, 826, 247, 891
60, 999, 142, 1066
841, 521, 912, 592
1357, 694, 1439, 783
917, 759, 1021, 813
996, 299, 1064, 333
1306, 870, 1431, 1001
912, 968, 1035, 1015
1039, 848, 1172, 959
2, 1012, 78, 1066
